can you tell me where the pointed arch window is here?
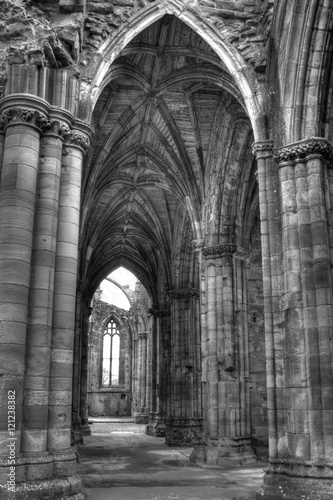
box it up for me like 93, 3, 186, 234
102, 318, 120, 386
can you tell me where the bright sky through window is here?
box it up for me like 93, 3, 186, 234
99, 267, 137, 310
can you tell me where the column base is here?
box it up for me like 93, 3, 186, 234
134, 413, 149, 424
72, 429, 83, 444
80, 419, 91, 436
0, 450, 84, 499
191, 436, 257, 465
165, 418, 203, 446
257, 461, 333, 500
80, 425, 91, 436
146, 413, 166, 437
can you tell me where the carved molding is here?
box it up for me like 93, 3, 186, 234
252, 140, 274, 158
274, 138, 333, 164
37, 113, 52, 132
65, 130, 90, 152
59, 123, 71, 137
138, 331, 148, 339
0, 110, 12, 129
40, 119, 71, 138
203, 244, 236, 259
0, 107, 49, 130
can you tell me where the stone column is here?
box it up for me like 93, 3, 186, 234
194, 244, 256, 465
0, 100, 46, 485
72, 286, 83, 443
134, 331, 149, 423
0, 95, 87, 498
255, 138, 333, 500
132, 333, 138, 414
146, 308, 169, 437
166, 289, 203, 446
252, 140, 278, 463
147, 310, 157, 433
80, 306, 92, 435
22, 119, 67, 459
0, 127, 5, 183
146, 329, 152, 418
47, 124, 91, 477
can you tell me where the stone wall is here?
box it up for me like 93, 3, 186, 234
88, 389, 131, 416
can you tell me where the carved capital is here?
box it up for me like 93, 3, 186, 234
13, 107, 36, 123
203, 244, 236, 259
191, 239, 204, 251
37, 113, 52, 132
0, 110, 12, 129
252, 140, 274, 158
59, 123, 71, 137
138, 331, 148, 340
41, 119, 71, 138
274, 138, 333, 165
0, 107, 49, 131
65, 130, 90, 152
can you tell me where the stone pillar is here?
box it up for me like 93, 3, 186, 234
193, 244, 256, 465
80, 306, 92, 435
72, 286, 83, 443
0, 127, 5, 183
146, 308, 169, 437
134, 331, 149, 423
0, 102, 42, 462
132, 333, 138, 414
47, 124, 91, 476
255, 138, 333, 500
0, 94, 88, 498
146, 329, 152, 418
252, 140, 278, 464
147, 311, 157, 432
22, 119, 66, 458
166, 289, 203, 446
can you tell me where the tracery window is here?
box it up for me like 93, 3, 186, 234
102, 318, 120, 386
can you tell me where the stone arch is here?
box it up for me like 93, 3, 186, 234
105, 276, 134, 307
85, 262, 157, 309
267, 0, 333, 144
81, 0, 267, 141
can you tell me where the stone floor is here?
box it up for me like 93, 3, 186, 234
77, 419, 266, 500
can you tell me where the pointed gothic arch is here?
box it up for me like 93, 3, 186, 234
81, 1, 267, 141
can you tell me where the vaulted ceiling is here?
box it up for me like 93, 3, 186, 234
81, 14, 251, 300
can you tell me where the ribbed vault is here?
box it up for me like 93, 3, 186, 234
81, 14, 251, 302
